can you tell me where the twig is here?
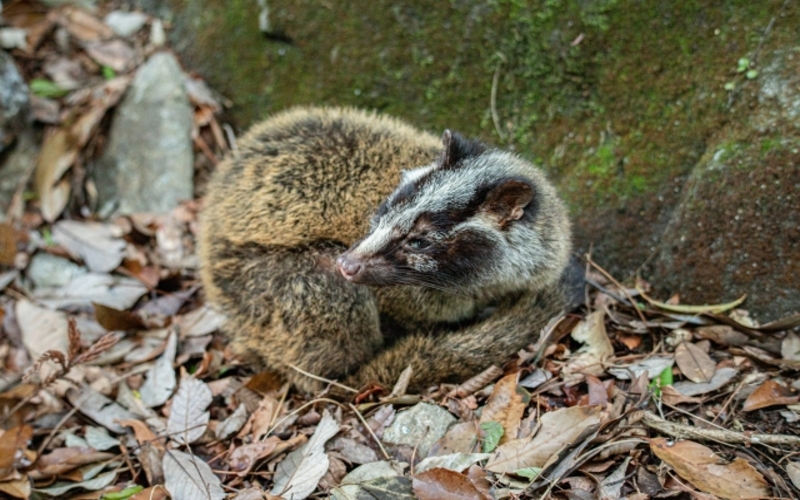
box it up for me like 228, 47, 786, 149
287, 363, 358, 393
349, 403, 391, 461
714, 378, 747, 426
490, 54, 506, 141
36, 405, 79, 455
641, 410, 800, 447
268, 384, 290, 431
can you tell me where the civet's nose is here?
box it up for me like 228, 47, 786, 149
336, 254, 363, 281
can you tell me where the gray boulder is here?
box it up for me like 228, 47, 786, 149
94, 51, 193, 215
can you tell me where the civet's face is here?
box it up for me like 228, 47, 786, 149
336, 131, 538, 294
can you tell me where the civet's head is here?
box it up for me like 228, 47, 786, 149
336, 131, 571, 296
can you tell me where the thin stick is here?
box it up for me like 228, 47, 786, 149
268, 384, 290, 431
714, 378, 746, 426
287, 363, 358, 393
641, 410, 800, 447
349, 403, 391, 461
37, 405, 79, 455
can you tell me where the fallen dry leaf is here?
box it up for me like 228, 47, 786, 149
650, 438, 769, 499
216, 403, 249, 440
696, 325, 750, 348
782, 332, 800, 361
163, 450, 225, 500
84, 426, 120, 451
240, 393, 281, 441
597, 456, 631, 500
15, 299, 69, 361
486, 405, 607, 473
659, 386, 703, 405
787, 462, 800, 490
0, 477, 31, 499
585, 375, 609, 406
675, 342, 716, 384
83, 39, 134, 72
57, 6, 113, 41
139, 329, 178, 408
742, 379, 800, 412
34, 272, 148, 310
52, 220, 126, 273
608, 356, 674, 381
30, 447, 115, 480
412, 467, 488, 500
166, 375, 213, 445
563, 310, 613, 384
35, 469, 117, 497
93, 303, 145, 331
479, 372, 527, 444
119, 419, 161, 448
270, 410, 340, 500
34, 128, 77, 223
67, 384, 138, 434
130, 486, 169, 500
673, 366, 738, 397
0, 425, 33, 478
174, 305, 227, 337
415, 453, 491, 474
0, 223, 17, 266
429, 421, 480, 456
229, 436, 281, 476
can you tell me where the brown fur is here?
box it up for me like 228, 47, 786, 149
198, 107, 572, 394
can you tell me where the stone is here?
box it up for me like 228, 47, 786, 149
0, 50, 30, 154
382, 403, 455, 458
104, 11, 149, 37
94, 51, 193, 215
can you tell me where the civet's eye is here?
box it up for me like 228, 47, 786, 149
406, 237, 431, 250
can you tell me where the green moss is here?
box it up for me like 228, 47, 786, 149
586, 143, 617, 177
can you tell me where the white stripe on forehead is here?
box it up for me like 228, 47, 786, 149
355, 223, 395, 254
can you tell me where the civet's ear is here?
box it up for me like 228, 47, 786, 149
482, 177, 535, 227
439, 129, 486, 169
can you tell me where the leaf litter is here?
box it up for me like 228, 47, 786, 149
0, 2, 799, 499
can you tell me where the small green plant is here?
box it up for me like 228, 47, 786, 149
30, 78, 69, 98
480, 421, 504, 453
101, 485, 144, 500
649, 366, 674, 397
736, 57, 750, 73
514, 467, 543, 480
